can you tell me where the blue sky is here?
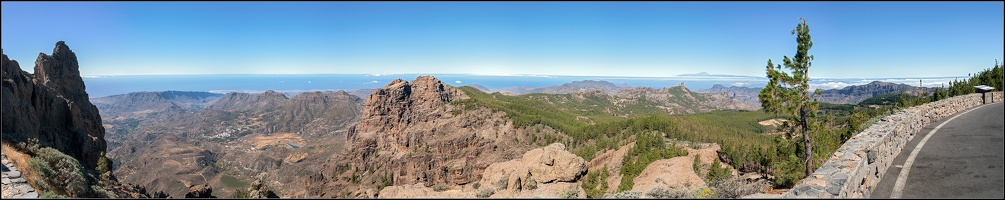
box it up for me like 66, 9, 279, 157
2, 2, 1002, 78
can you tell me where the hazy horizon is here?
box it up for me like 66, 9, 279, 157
77, 73, 970, 98
3, 2, 1003, 78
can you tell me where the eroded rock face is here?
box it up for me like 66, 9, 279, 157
479, 143, 587, 191
1, 42, 106, 170
347, 76, 468, 154
301, 76, 552, 198
376, 143, 589, 198
2, 42, 150, 198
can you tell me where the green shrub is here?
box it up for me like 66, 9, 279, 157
603, 190, 640, 198
91, 185, 118, 198
34, 147, 89, 197
28, 157, 55, 180
432, 183, 449, 192
772, 154, 805, 188
40, 190, 69, 199
581, 167, 610, 198
25, 147, 90, 197
96, 152, 111, 174
524, 179, 538, 190
693, 155, 702, 177
709, 179, 767, 198
618, 131, 688, 192
693, 187, 718, 198
476, 188, 495, 198
494, 178, 508, 189
17, 138, 42, 153
705, 159, 732, 183
646, 187, 693, 198
560, 189, 579, 198
231, 188, 250, 198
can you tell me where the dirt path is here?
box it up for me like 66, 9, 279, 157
2, 152, 38, 198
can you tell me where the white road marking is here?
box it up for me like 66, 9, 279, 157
890, 103, 994, 198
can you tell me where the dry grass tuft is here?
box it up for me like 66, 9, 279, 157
1, 141, 39, 192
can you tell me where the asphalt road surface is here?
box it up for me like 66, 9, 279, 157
872, 102, 1004, 198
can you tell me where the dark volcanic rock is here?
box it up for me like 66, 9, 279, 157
3, 41, 151, 198
2, 41, 106, 170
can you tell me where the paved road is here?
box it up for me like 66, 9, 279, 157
872, 102, 1004, 198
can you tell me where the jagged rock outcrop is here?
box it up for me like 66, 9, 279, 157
347, 75, 468, 155
183, 184, 215, 198
301, 76, 551, 198
1, 41, 106, 171
2, 41, 150, 198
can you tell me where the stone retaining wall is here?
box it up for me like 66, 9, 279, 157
785, 91, 1003, 198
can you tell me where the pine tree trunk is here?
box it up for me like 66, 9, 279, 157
801, 107, 813, 177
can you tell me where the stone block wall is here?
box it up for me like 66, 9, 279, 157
785, 91, 1003, 198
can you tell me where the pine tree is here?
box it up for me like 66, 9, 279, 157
758, 18, 820, 177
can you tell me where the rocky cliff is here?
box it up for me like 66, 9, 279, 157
302, 76, 550, 198
2, 41, 149, 197
1, 42, 106, 171
347, 76, 468, 154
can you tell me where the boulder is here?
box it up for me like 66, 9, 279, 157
481, 143, 587, 192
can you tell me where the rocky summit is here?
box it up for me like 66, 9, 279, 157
2, 42, 149, 198
2, 42, 106, 171
301, 75, 556, 198
348, 75, 469, 154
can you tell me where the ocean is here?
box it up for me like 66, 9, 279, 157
81, 74, 969, 98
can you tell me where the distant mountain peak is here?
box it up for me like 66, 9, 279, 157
501, 79, 630, 95
817, 81, 933, 104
